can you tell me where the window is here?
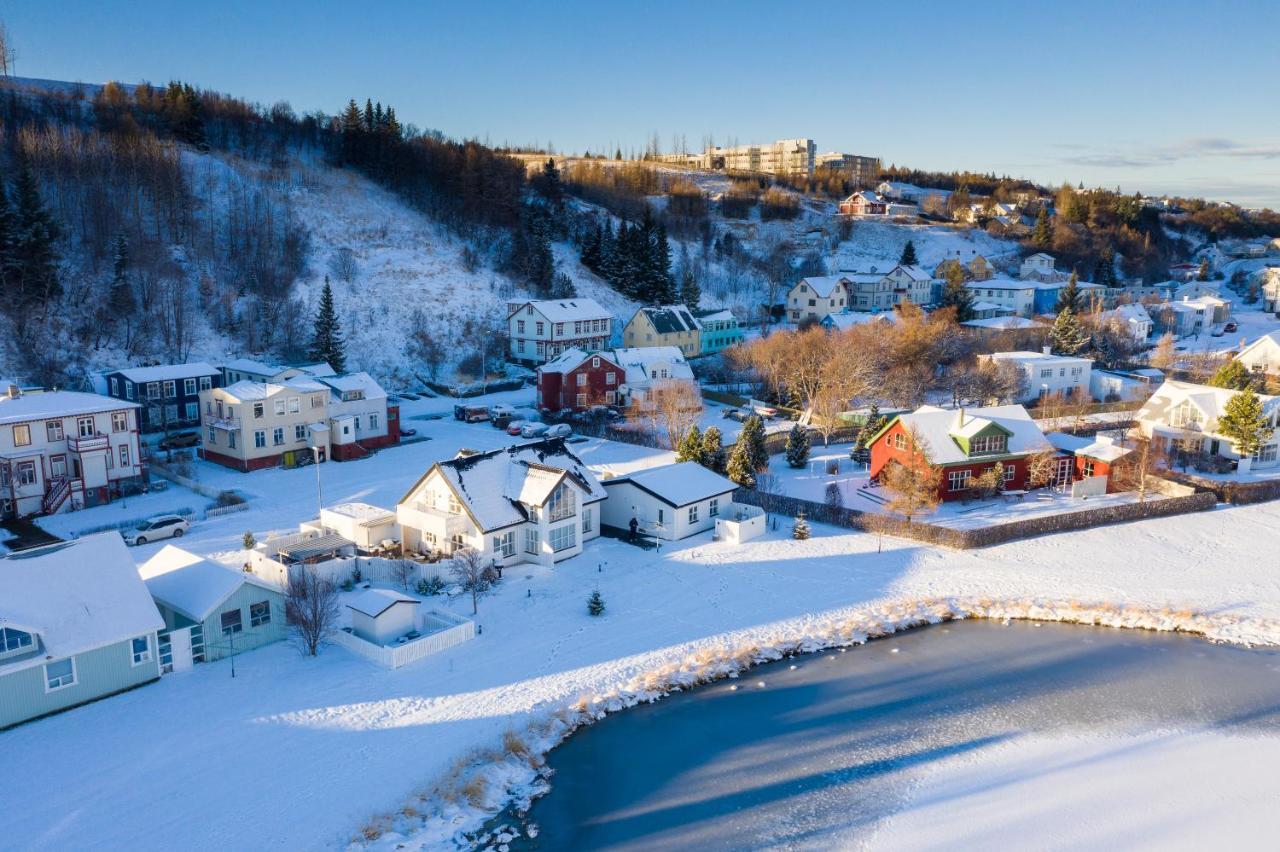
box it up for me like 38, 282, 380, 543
1253, 444, 1278, 463
147, 382, 160, 400
208, 427, 217, 445
78, 417, 95, 438
536, 322, 544, 335
549, 523, 576, 552
605, 391, 616, 404
591, 356, 600, 368
199, 377, 212, 391
524, 527, 540, 554
576, 393, 587, 408
12, 424, 30, 446
185, 402, 198, 421
273, 427, 284, 446
16, 461, 36, 487
163, 380, 176, 399
606, 372, 617, 385
311, 395, 323, 409
164, 404, 178, 424
42, 419, 67, 443
254, 430, 266, 448
131, 635, 152, 665
50, 455, 66, 478
582, 507, 592, 534
450, 533, 465, 552
228, 431, 237, 449
221, 609, 243, 635
494, 530, 516, 558
370, 414, 378, 430
969, 435, 1007, 455
709, 498, 719, 517
555, 323, 564, 336
1170, 401, 1203, 429
688, 505, 699, 524
892, 432, 906, 450
0, 627, 34, 657
250, 601, 272, 627
288, 396, 300, 413
295, 424, 307, 442
517, 320, 525, 334
253, 403, 264, 419
274, 400, 285, 416
45, 658, 76, 691
948, 470, 972, 491
110, 377, 119, 396
1083, 459, 1096, 478
576, 373, 587, 386
184, 378, 197, 396
354, 416, 361, 431
119, 445, 130, 468
125, 383, 135, 400
547, 483, 576, 521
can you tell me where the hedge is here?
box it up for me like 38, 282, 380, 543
1160, 471, 1280, 505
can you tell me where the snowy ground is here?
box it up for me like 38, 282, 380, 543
1170, 307, 1280, 356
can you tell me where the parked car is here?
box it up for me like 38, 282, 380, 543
506, 420, 529, 436
490, 403, 515, 418
521, 422, 551, 438
545, 423, 572, 439
124, 515, 190, 546
722, 408, 747, 422
453, 404, 490, 423
399, 427, 417, 438
1224, 321, 1238, 333
753, 405, 779, 418
158, 431, 200, 450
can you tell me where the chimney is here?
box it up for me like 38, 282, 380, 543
1042, 345, 1051, 356
6, 384, 18, 399
956, 407, 966, 428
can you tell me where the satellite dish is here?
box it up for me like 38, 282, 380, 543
618, 385, 630, 394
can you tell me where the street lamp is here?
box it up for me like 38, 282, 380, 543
311, 445, 323, 517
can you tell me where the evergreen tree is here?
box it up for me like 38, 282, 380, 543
8, 162, 62, 313
615, 147, 623, 161
0, 177, 17, 295
650, 221, 676, 303
363, 98, 375, 132
107, 232, 137, 344
1049, 308, 1089, 356
791, 512, 811, 540
726, 439, 756, 488
680, 266, 701, 310
587, 589, 605, 617
739, 414, 770, 473
1055, 271, 1081, 313
855, 403, 884, 450
1031, 207, 1053, 247
1210, 359, 1255, 391
1197, 258, 1211, 281
581, 224, 603, 272
538, 158, 563, 203
784, 423, 810, 468
308, 278, 347, 372
937, 262, 975, 321
700, 426, 726, 472
899, 240, 918, 266
1217, 388, 1271, 459
676, 424, 703, 463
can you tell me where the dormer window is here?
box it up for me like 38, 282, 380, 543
969, 435, 1007, 455
1170, 401, 1202, 429
0, 627, 34, 660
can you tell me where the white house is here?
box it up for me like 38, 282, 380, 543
602, 346, 698, 409
396, 438, 606, 567
1259, 268, 1280, 312
507, 298, 614, 366
786, 276, 849, 323
347, 589, 420, 646
299, 502, 399, 552
220, 358, 336, 385
980, 349, 1093, 402
881, 265, 940, 307
1136, 380, 1280, 470
964, 278, 1039, 317
0, 387, 145, 519
1019, 252, 1058, 280
1235, 331, 1280, 376
842, 270, 898, 313
600, 462, 738, 541
1101, 303, 1154, 344
1167, 295, 1231, 337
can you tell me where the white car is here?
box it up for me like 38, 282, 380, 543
490, 403, 516, 418
545, 423, 573, 439
124, 515, 190, 546
521, 422, 551, 438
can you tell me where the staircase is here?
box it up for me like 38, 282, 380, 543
43, 476, 71, 515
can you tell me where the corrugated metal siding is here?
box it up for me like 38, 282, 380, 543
199, 584, 287, 661
0, 636, 160, 730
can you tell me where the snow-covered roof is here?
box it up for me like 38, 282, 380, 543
347, 588, 419, 619
220, 380, 274, 401
223, 357, 283, 376
1138, 380, 1279, 431
402, 439, 607, 533
693, 308, 736, 325
824, 312, 896, 329
605, 461, 737, 507
140, 546, 278, 624
317, 372, 388, 401
603, 347, 695, 386
113, 362, 221, 383
1236, 331, 1280, 365
962, 317, 1046, 330
635, 305, 699, 335
0, 389, 139, 424
325, 503, 396, 524
1104, 303, 1153, 324
889, 265, 935, 282
795, 276, 848, 298
964, 277, 1035, 291
282, 376, 328, 392
0, 533, 164, 677
984, 350, 1092, 366
510, 298, 611, 323
1047, 432, 1133, 463
887, 405, 1052, 465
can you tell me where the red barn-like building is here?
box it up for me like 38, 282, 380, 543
537, 348, 624, 413
1047, 432, 1133, 493
868, 404, 1063, 501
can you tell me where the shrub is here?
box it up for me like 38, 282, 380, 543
587, 589, 605, 616
215, 490, 245, 507
242, 530, 256, 550
351, 564, 363, 584
416, 576, 446, 596
760, 187, 800, 221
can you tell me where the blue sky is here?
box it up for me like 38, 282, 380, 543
7, 1, 1280, 205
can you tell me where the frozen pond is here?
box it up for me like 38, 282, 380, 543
512, 620, 1280, 850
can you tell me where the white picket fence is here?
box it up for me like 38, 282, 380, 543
249, 554, 451, 590
206, 502, 250, 519
330, 608, 475, 669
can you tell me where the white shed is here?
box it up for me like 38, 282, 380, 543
601, 462, 738, 540
346, 589, 420, 645
314, 503, 399, 550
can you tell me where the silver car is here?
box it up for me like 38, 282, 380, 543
124, 514, 190, 546
520, 422, 551, 438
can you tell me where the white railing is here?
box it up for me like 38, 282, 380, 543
206, 502, 250, 519
330, 608, 475, 669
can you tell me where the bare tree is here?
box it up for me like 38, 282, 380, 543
639, 379, 704, 450
285, 568, 340, 656
0, 22, 15, 77
1112, 437, 1168, 504
1026, 447, 1061, 490
408, 310, 447, 381
391, 559, 416, 591
328, 247, 359, 283
449, 547, 499, 615
879, 426, 942, 525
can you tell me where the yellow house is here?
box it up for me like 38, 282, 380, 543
934, 254, 995, 282
622, 305, 701, 358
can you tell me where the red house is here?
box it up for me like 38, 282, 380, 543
1047, 432, 1133, 493
868, 404, 1063, 501
839, 190, 887, 216
537, 348, 624, 413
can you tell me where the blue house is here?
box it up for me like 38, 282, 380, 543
102, 363, 222, 434
0, 533, 163, 730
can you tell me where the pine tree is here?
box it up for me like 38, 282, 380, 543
726, 439, 756, 488
899, 240, 918, 266
938, 265, 975, 321
309, 278, 347, 372
1217, 388, 1271, 459
652, 221, 676, 303
791, 512, 811, 540
1049, 308, 1089, 355
1210, 359, 1254, 391
0, 177, 18, 297
784, 423, 810, 468
1197, 258, 1211, 281
587, 589, 606, 617
539, 158, 563, 203
856, 403, 884, 450
8, 162, 62, 312
676, 424, 703, 462
739, 414, 769, 473
1055, 271, 1081, 313
1032, 208, 1053, 247
581, 224, 603, 272
108, 232, 137, 345
680, 266, 701, 310
700, 426, 726, 472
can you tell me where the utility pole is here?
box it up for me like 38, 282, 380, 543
312, 445, 323, 517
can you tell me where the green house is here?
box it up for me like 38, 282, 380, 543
694, 308, 745, 355
140, 545, 287, 670
1, 533, 163, 731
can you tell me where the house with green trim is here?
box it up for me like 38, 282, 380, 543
1, 532, 163, 731
692, 309, 744, 355
140, 545, 287, 671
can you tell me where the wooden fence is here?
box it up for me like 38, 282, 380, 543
330, 608, 475, 669
1160, 471, 1280, 505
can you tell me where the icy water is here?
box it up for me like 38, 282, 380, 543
511, 620, 1280, 851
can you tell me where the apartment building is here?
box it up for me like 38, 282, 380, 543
816, 152, 881, 187
980, 349, 1093, 403
507, 298, 614, 366
706, 138, 816, 177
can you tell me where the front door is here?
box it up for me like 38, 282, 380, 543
50, 456, 66, 478
1054, 458, 1073, 489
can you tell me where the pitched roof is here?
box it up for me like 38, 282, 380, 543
823, 312, 897, 329
316, 372, 388, 401
889, 265, 935, 281
1138, 380, 1280, 430
0, 390, 139, 425
539, 347, 622, 376
603, 347, 695, 386
692, 308, 736, 325
113, 362, 220, 383
795, 276, 848, 298
605, 461, 737, 507
347, 588, 419, 618
1047, 432, 1133, 463
139, 546, 278, 623
636, 305, 699, 335
881, 404, 1052, 465
962, 317, 1046, 330
1237, 331, 1280, 364
0, 533, 164, 677
509, 298, 611, 323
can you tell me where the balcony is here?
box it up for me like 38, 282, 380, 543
398, 502, 469, 538
208, 416, 242, 431
68, 433, 110, 453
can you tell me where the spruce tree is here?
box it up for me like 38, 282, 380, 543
108, 232, 137, 345
652, 222, 676, 303
676, 424, 703, 463
700, 426, 726, 472
9, 162, 62, 312
1032, 208, 1053, 247
899, 240, 918, 266
791, 512, 811, 540
680, 266, 701, 310
1209, 359, 1253, 391
856, 403, 884, 450
1049, 308, 1089, 356
1055, 271, 1081, 313
938, 269, 975, 321
784, 423, 810, 468
587, 589, 606, 617
309, 278, 347, 372
726, 439, 756, 488
739, 414, 770, 473
0, 177, 16, 295
1217, 388, 1271, 460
